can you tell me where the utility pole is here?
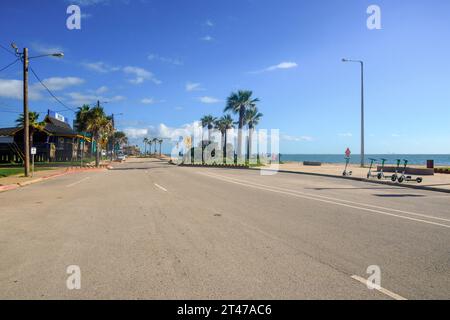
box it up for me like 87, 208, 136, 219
111, 113, 115, 161
12, 43, 64, 177
23, 48, 30, 177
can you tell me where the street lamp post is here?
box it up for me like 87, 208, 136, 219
11, 43, 64, 177
110, 113, 123, 161
342, 58, 365, 167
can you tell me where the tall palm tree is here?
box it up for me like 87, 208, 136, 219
215, 115, 234, 162
152, 138, 158, 154
224, 90, 259, 158
143, 137, 149, 155
114, 131, 128, 150
244, 107, 263, 161
75, 104, 91, 133
200, 115, 216, 142
16, 111, 46, 150
85, 106, 113, 167
148, 139, 153, 155
158, 139, 163, 156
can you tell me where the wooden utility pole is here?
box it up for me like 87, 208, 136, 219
23, 48, 30, 177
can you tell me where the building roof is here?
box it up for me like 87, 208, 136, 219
44, 116, 77, 136
0, 127, 21, 136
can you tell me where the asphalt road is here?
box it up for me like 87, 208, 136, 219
0, 158, 449, 299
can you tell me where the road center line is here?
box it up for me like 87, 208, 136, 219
351, 275, 407, 300
199, 172, 450, 229
66, 177, 90, 188
154, 183, 168, 192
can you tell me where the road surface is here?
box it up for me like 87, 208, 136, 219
0, 158, 449, 299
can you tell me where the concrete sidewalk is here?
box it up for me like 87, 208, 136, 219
265, 163, 450, 192
0, 165, 109, 192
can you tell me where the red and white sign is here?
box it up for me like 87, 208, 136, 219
345, 148, 351, 158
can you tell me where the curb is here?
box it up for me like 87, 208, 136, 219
251, 168, 450, 194
0, 167, 107, 193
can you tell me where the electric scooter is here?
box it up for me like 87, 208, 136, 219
397, 159, 423, 184
367, 158, 380, 179
343, 157, 352, 176
377, 158, 396, 181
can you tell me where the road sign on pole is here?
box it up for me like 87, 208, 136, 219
345, 148, 351, 158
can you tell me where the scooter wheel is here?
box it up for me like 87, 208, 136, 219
417, 178, 423, 184
377, 173, 382, 180
343, 171, 346, 176
391, 175, 397, 182
398, 176, 404, 183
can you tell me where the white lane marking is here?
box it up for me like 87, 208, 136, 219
200, 172, 450, 223
154, 183, 168, 192
199, 172, 450, 229
66, 177, 90, 188
351, 275, 407, 300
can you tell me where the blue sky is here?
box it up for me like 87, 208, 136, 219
0, 0, 449, 154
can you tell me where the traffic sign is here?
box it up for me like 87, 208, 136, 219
31, 147, 37, 155
345, 148, 351, 158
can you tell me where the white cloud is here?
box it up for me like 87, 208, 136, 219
199, 96, 221, 104
40, 77, 84, 91
201, 36, 214, 41
95, 86, 108, 94
282, 134, 314, 142
339, 133, 353, 137
82, 61, 120, 73
124, 128, 149, 139
67, 92, 125, 105
31, 42, 64, 56
124, 122, 201, 142
141, 98, 155, 105
123, 66, 161, 85
148, 54, 183, 66
0, 77, 83, 101
251, 61, 298, 74
205, 20, 214, 27
185, 82, 204, 92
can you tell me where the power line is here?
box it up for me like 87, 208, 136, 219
28, 65, 77, 113
0, 58, 19, 73
0, 43, 16, 57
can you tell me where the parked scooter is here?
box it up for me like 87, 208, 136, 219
367, 158, 380, 179
377, 158, 397, 181
397, 159, 423, 184
343, 157, 352, 176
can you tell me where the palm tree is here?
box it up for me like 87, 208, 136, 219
200, 115, 216, 142
84, 106, 113, 167
224, 90, 259, 158
152, 138, 158, 154
158, 139, 163, 156
143, 137, 149, 155
215, 115, 234, 162
16, 111, 46, 150
75, 104, 91, 132
114, 131, 128, 150
148, 139, 153, 155
244, 107, 263, 161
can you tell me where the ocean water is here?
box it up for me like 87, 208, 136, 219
280, 154, 450, 166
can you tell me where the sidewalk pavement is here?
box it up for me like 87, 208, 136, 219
264, 162, 450, 193
0, 163, 110, 193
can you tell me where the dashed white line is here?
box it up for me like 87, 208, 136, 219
351, 275, 407, 300
66, 177, 90, 188
154, 183, 168, 192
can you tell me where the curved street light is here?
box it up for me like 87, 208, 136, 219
342, 58, 365, 167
